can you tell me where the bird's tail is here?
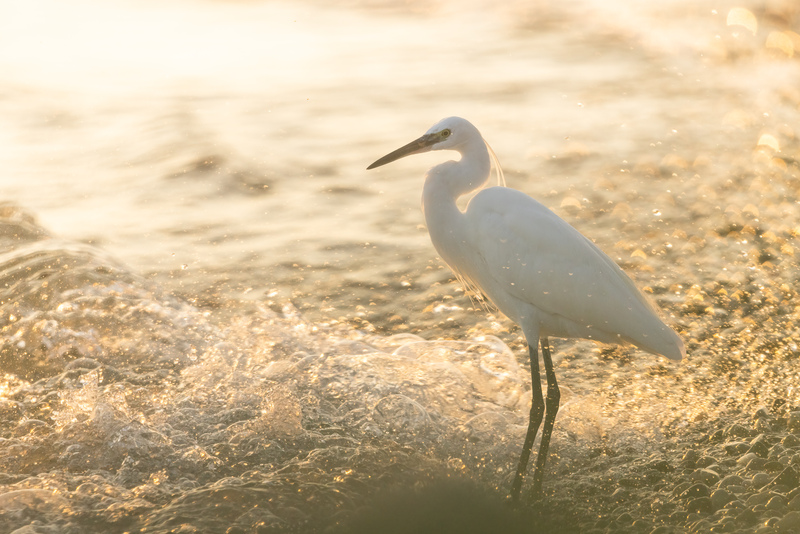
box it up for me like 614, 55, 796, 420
631, 322, 685, 361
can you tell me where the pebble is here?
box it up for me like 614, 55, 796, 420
615, 512, 633, 525
772, 484, 792, 494
685, 512, 704, 523
650, 499, 673, 515
752, 473, 772, 488
687, 497, 713, 514
672, 481, 693, 497
690, 468, 720, 486
767, 494, 788, 510
718, 474, 744, 488
688, 519, 712, 533
746, 457, 769, 471
735, 507, 759, 526
668, 510, 689, 523
710, 489, 734, 510
737, 452, 757, 466
610, 487, 629, 502
754, 418, 772, 432
695, 456, 716, 468
771, 466, 800, 490
681, 449, 701, 467
788, 411, 800, 432
723, 442, 749, 455
681, 483, 710, 500
647, 459, 674, 473
718, 507, 738, 517
724, 423, 752, 439
703, 463, 721, 473
748, 439, 769, 457
772, 399, 787, 413
769, 443, 786, 459
754, 407, 770, 420
724, 499, 745, 508
782, 434, 800, 447
766, 460, 787, 472
746, 492, 773, 507
776, 511, 800, 532
715, 516, 737, 532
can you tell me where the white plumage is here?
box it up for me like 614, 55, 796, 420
368, 116, 684, 500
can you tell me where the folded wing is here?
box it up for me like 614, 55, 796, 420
461, 187, 684, 361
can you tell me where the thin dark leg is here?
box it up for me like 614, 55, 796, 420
530, 337, 560, 498
510, 342, 544, 502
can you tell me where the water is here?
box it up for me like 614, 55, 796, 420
2, 0, 800, 532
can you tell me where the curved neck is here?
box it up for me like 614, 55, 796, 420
423, 137, 491, 204
421, 137, 491, 272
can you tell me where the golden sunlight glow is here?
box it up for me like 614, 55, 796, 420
757, 133, 780, 151
1, 0, 337, 94
722, 109, 756, 129
766, 31, 795, 57
726, 7, 757, 35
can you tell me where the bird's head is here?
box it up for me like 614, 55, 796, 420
367, 117, 478, 170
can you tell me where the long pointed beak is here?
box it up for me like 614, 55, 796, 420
367, 133, 439, 170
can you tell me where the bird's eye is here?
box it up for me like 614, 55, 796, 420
441, 129, 451, 138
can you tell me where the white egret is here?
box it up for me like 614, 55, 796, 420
367, 117, 685, 501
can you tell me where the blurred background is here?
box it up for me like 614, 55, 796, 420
2, 0, 797, 331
